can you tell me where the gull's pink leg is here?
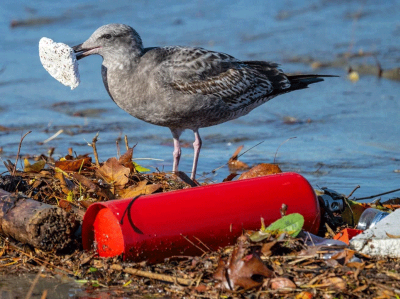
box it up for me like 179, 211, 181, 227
191, 129, 202, 180
170, 128, 182, 173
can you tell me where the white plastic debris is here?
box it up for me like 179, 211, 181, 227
350, 208, 400, 258
39, 37, 80, 90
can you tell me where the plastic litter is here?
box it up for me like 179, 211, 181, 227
39, 37, 80, 89
357, 208, 390, 230
82, 172, 321, 263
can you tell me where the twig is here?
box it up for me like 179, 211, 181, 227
354, 188, 400, 201
87, 132, 100, 167
262, 255, 318, 261
116, 139, 121, 159
181, 234, 206, 254
193, 236, 212, 252
287, 256, 317, 265
40, 290, 48, 299
12, 131, 32, 176
111, 264, 193, 286
124, 135, 129, 151
25, 265, 45, 299
207, 140, 265, 176
43, 129, 63, 144
274, 137, 296, 164
347, 185, 360, 198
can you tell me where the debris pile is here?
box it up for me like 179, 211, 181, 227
0, 138, 399, 298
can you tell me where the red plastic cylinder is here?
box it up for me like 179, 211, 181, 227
82, 172, 320, 263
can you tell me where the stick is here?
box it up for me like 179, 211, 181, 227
124, 135, 129, 151
116, 139, 120, 159
193, 236, 212, 252
40, 290, 48, 299
88, 132, 100, 167
347, 185, 360, 198
354, 188, 400, 201
12, 131, 32, 176
0, 189, 79, 251
181, 234, 206, 254
207, 140, 266, 176
25, 265, 45, 299
43, 129, 63, 144
274, 137, 296, 164
111, 264, 193, 286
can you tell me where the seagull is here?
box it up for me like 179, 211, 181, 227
73, 24, 334, 180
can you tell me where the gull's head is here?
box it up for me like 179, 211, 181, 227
73, 24, 143, 60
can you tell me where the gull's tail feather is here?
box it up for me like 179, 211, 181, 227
287, 74, 338, 90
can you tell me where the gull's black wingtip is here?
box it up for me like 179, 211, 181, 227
288, 74, 339, 85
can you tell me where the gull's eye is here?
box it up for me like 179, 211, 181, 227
102, 34, 112, 39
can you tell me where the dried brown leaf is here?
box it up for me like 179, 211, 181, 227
385, 271, 400, 280
58, 199, 72, 212
321, 277, 346, 291
55, 157, 91, 171
353, 284, 368, 292
213, 236, 273, 290
269, 277, 296, 293
55, 172, 75, 194
228, 145, 249, 171
96, 157, 130, 188
346, 261, 365, 269
71, 173, 98, 192
79, 200, 93, 209
119, 148, 135, 172
24, 159, 46, 173
118, 181, 162, 198
194, 284, 208, 293
238, 163, 282, 180
228, 160, 249, 170
261, 241, 277, 257
223, 173, 238, 182
331, 249, 355, 265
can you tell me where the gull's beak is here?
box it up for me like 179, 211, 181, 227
72, 43, 100, 60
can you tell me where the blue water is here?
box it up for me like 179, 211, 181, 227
1, 0, 399, 201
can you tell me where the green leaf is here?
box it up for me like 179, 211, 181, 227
132, 161, 150, 173
249, 230, 271, 242
89, 267, 98, 273
264, 213, 304, 237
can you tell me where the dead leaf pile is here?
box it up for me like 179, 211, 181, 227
1, 138, 400, 298
2, 146, 187, 217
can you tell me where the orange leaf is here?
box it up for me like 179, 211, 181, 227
269, 277, 296, 293
71, 173, 99, 192
238, 163, 282, 180
119, 148, 135, 172
55, 157, 91, 171
261, 241, 277, 257
96, 157, 130, 188
58, 199, 72, 212
119, 181, 161, 198
321, 277, 346, 291
55, 172, 75, 194
296, 291, 313, 299
228, 146, 249, 171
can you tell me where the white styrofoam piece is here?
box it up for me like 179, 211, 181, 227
350, 209, 400, 258
39, 37, 80, 90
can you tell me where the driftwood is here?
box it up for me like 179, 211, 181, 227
0, 188, 79, 251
